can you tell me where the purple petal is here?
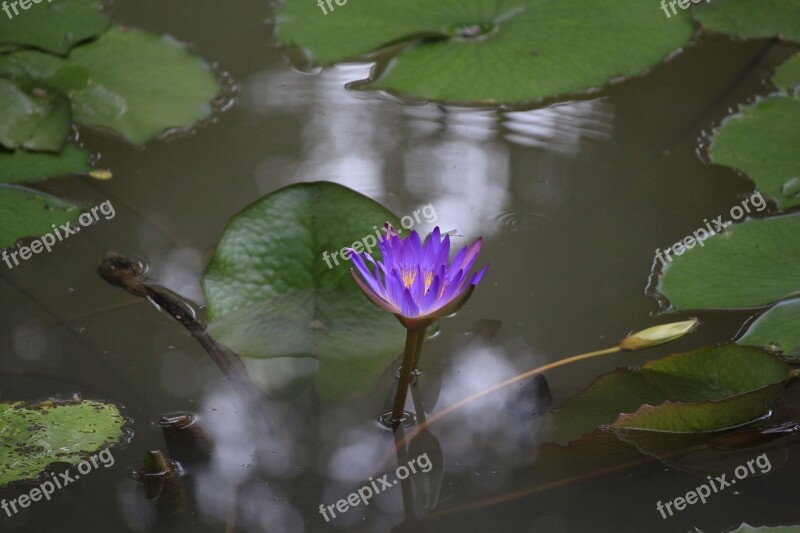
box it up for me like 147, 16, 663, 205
400, 287, 420, 318
349, 251, 385, 298
386, 270, 408, 312
457, 237, 484, 274
351, 271, 398, 313
470, 263, 490, 286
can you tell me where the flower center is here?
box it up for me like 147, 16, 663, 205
402, 269, 417, 289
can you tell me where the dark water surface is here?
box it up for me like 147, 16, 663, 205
1, 1, 799, 532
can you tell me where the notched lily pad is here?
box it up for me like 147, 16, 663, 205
0, 78, 71, 152
0, 143, 92, 183
203, 181, 406, 400
0, 397, 126, 486
276, 0, 694, 103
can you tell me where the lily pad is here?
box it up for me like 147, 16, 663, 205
693, 0, 800, 43
276, 0, 694, 103
738, 298, 800, 360
0, 184, 83, 249
709, 96, 800, 210
0, 78, 71, 151
773, 53, 800, 93
0, 27, 220, 144
656, 214, 800, 310
0, 144, 91, 183
549, 345, 791, 444
203, 181, 406, 400
0, 0, 110, 55
0, 397, 126, 486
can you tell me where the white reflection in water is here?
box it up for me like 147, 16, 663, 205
503, 99, 614, 155
246, 63, 398, 199
432, 343, 547, 475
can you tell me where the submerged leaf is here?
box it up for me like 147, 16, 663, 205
0, 184, 83, 249
203, 182, 406, 400
276, 0, 694, 103
656, 213, 800, 310
0, 397, 126, 486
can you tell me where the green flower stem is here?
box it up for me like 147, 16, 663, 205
391, 327, 428, 428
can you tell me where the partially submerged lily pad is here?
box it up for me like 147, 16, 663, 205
0, 143, 91, 183
548, 345, 791, 444
203, 181, 406, 400
276, 0, 694, 103
0, 0, 110, 55
709, 96, 800, 210
0, 185, 84, 249
0, 397, 126, 486
656, 214, 800, 310
738, 298, 800, 360
693, 0, 800, 43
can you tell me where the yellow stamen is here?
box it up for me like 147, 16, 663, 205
402, 269, 417, 288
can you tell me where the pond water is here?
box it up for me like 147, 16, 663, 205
1, 1, 799, 532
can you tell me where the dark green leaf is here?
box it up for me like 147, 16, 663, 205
773, 52, 800, 93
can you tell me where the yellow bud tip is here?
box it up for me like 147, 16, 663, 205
618, 318, 699, 351
89, 169, 113, 180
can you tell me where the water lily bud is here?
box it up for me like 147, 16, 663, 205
618, 319, 699, 351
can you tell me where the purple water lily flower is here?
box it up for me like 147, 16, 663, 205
349, 225, 489, 330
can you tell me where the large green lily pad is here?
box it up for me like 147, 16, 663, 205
773, 52, 800, 93
693, 0, 800, 43
0, 398, 125, 486
709, 96, 800, 210
0, 185, 83, 249
203, 181, 406, 400
0, 0, 110, 55
656, 214, 800, 310
548, 345, 791, 444
738, 298, 800, 361
0, 27, 220, 144
0, 78, 71, 151
276, 0, 694, 103
0, 144, 91, 183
